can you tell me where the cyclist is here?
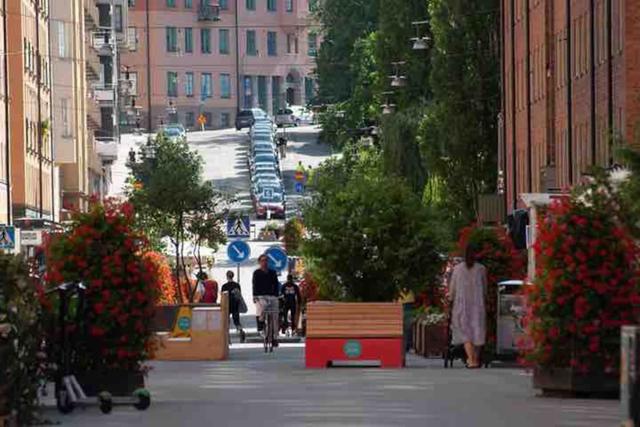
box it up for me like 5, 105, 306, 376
280, 274, 301, 335
252, 254, 280, 346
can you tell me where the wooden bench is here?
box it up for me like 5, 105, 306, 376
305, 302, 405, 368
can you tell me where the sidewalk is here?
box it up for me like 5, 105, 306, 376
42, 346, 619, 427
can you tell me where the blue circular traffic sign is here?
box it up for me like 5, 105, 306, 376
265, 246, 288, 272
228, 240, 251, 263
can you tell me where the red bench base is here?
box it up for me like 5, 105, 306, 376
305, 337, 405, 368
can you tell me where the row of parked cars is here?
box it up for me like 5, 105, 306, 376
236, 105, 315, 130
247, 109, 286, 219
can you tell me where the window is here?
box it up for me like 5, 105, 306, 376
57, 21, 67, 58
219, 0, 228, 9
167, 0, 176, 7
219, 29, 230, 54
185, 112, 195, 128
267, 0, 276, 11
309, 0, 317, 12
221, 112, 230, 127
114, 5, 123, 32
220, 73, 231, 98
203, 112, 213, 128
201, 28, 211, 53
61, 98, 71, 136
185, 0, 192, 7
286, 33, 298, 54
307, 32, 317, 56
167, 72, 178, 96
246, 30, 257, 55
185, 72, 194, 96
184, 27, 193, 53
201, 73, 212, 98
267, 32, 277, 56
246, 0, 255, 10
286, 0, 293, 12
305, 77, 314, 103
166, 27, 178, 52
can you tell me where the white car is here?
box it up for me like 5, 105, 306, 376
275, 108, 296, 127
290, 106, 315, 125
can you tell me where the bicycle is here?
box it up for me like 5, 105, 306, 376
256, 296, 279, 353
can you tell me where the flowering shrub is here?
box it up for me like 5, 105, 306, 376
456, 225, 526, 346
300, 271, 319, 303
524, 178, 640, 373
143, 252, 176, 305
284, 218, 304, 255
45, 200, 160, 372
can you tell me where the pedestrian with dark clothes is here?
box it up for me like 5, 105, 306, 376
280, 274, 301, 334
222, 270, 246, 343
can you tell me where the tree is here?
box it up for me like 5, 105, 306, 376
303, 150, 444, 302
126, 134, 228, 303
419, 0, 500, 223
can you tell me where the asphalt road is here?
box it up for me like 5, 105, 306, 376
43, 346, 620, 427
114, 126, 332, 317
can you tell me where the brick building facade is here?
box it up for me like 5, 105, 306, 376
501, 0, 640, 212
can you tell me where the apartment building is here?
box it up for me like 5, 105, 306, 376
501, 0, 640, 213
122, 0, 319, 131
7, 0, 54, 220
0, 2, 8, 225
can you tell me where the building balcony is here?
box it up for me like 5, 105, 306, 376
94, 85, 115, 105
198, 3, 221, 22
94, 137, 118, 163
92, 31, 115, 56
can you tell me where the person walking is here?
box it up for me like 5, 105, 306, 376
221, 270, 246, 343
197, 272, 219, 304
280, 274, 301, 335
449, 244, 487, 368
253, 254, 280, 346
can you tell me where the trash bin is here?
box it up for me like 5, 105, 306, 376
621, 325, 640, 427
496, 280, 527, 357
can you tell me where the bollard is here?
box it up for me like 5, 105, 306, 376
621, 326, 640, 427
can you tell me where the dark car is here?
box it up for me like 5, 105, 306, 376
235, 110, 255, 130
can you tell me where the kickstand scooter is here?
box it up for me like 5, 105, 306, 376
49, 282, 151, 414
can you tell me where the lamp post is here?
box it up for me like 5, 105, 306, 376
389, 62, 407, 87
410, 21, 431, 51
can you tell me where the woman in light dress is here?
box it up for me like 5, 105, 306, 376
449, 245, 488, 368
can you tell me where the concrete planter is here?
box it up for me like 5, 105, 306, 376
533, 366, 618, 398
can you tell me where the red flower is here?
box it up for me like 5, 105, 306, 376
90, 326, 105, 337
93, 302, 106, 315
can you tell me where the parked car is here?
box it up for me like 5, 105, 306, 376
251, 143, 276, 156
251, 160, 279, 175
255, 192, 286, 219
275, 108, 296, 127
164, 123, 187, 137
235, 110, 255, 130
160, 126, 186, 142
251, 108, 270, 121
252, 163, 279, 177
290, 106, 315, 125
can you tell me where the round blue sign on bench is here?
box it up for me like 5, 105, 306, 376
343, 340, 362, 359
177, 316, 191, 331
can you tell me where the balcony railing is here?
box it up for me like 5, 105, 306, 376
92, 31, 115, 55
198, 3, 221, 22
94, 137, 118, 162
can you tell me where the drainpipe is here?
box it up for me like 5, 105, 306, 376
510, 0, 517, 210
606, 0, 613, 150
3, 0, 9, 223
566, 0, 573, 184
145, 0, 152, 131
590, 0, 596, 165
36, 0, 43, 218
235, 0, 240, 113
525, 0, 532, 191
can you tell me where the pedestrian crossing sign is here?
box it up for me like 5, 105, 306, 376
0, 225, 15, 249
226, 216, 251, 239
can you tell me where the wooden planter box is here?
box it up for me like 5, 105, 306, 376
76, 370, 145, 397
152, 305, 180, 332
533, 366, 619, 398
412, 320, 448, 357
305, 302, 404, 368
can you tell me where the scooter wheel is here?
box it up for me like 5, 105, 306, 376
133, 389, 151, 410
98, 392, 113, 414
56, 389, 75, 414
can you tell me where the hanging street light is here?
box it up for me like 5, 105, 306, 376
410, 20, 431, 51
389, 61, 407, 87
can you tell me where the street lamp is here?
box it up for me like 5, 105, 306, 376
381, 91, 396, 115
410, 21, 431, 51
389, 61, 407, 87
